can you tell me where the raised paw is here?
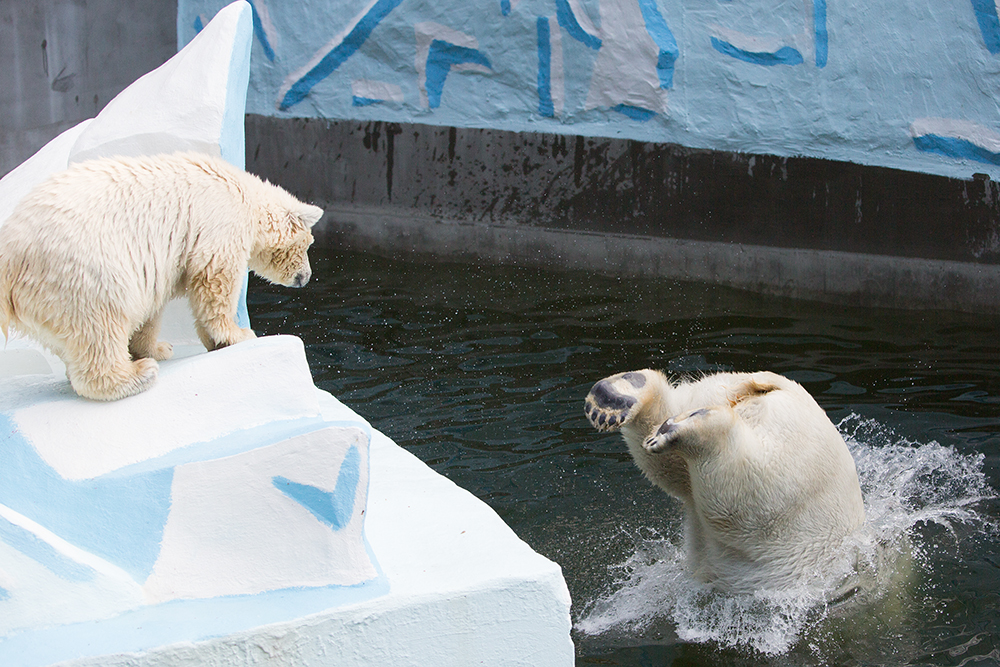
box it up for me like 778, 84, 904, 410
643, 407, 731, 456
584, 370, 656, 432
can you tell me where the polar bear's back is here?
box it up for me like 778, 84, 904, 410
0, 153, 254, 327
0, 154, 251, 301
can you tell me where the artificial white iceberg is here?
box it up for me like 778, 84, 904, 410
0, 2, 573, 665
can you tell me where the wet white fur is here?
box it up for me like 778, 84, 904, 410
586, 369, 866, 592
0, 152, 323, 401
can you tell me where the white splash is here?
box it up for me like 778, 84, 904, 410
575, 414, 996, 655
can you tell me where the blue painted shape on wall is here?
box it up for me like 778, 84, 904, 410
913, 133, 1000, 165
501, 0, 512, 16
193, 15, 204, 34
425, 40, 493, 109
248, 0, 276, 61
614, 104, 656, 121
272, 446, 361, 531
0, 587, 9, 602
279, 0, 403, 110
0, 414, 174, 582
814, 0, 828, 67
971, 0, 1000, 54
353, 96, 382, 106
711, 37, 805, 66
637, 0, 679, 88
0, 515, 95, 582
537, 17, 555, 117
555, 0, 602, 50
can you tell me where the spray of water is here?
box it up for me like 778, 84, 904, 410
575, 414, 997, 656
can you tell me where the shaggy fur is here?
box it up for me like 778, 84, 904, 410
585, 369, 866, 592
0, 152, 322, 401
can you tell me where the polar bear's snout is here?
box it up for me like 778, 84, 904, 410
292, 267, 311, 287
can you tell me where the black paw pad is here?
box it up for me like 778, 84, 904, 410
590, 380, 637, 412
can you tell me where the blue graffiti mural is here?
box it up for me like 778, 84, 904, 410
424, 40, 493, 109
537, 17, 555, 117
178, 0, 1000, 179
711, 38, 804, 66
278, 0, 404, 111
971, 0, 1000, 53
637, 0, 678, 87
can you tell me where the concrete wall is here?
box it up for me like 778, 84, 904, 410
247, 116, 1000, 313
0, 0, 177, 177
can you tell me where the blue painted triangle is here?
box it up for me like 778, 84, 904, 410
272, 445, 361, 531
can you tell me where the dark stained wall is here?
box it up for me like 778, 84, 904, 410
0, 0, 177, 177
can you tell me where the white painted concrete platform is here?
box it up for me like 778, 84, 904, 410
0, 2, 574, 663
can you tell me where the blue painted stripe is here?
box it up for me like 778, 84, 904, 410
501, 0, 512, 16
193, 15, 204, 34
248, 0, 276, 61
273, 445, 361, 531
352, 96, 382, 106
814, 0, 828, 67
913, 134, 1000, 166
555, 0, 601, 50
972, 0, 1000, 54
637, 0, 679, 88
0, 515, 94, 582
279, 0, 403, 110
537, 18, 555, 118
0, 414, 174, 581
613, 104, 657, 121
425, 40, 492, 109
711, 37, 804, 66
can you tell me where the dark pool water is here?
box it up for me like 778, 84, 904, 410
248, 247, 1000, 666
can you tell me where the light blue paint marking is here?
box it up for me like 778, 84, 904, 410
425, 40, 493, 109
234, 271, 250, 329
711, 37, 804, 66
273, 445, 361, 531
0, 535, 387, 667
814, 0, 828, 67
637, 0, 678, 88
193, 15, 204, 34
614, 104, 656, 121
913, 134, 1000, 166
279, 0, 403, 110
220, 4, 251, 172
0, 516, 94, 582
555, 0, 601, 50
0, 587, 9, 602
0, 414, 174, 581
248, 0, 276, 61
972, 0, 1000, 54
537, 17, 554, 117
353, 96, 382, 106
501, 0, 512, 16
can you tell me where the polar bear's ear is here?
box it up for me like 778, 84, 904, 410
297, 204, 324, 229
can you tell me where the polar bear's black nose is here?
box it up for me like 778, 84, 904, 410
292, 269, 311, 287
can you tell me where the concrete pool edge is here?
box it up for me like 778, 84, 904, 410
312, 202, 1000, 314
246, 115, 1000, 315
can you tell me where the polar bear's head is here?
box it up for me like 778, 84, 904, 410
250, 194, 323, 288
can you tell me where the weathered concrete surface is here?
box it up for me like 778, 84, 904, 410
247, 115, 1000, 313
0, 0, 177, 177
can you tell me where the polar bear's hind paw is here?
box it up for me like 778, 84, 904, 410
585, 372, 649, 431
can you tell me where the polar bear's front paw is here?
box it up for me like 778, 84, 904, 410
584, 370, 653, 432
644, 408, 719, 454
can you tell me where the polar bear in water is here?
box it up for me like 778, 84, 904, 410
585, 369, 865, 592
